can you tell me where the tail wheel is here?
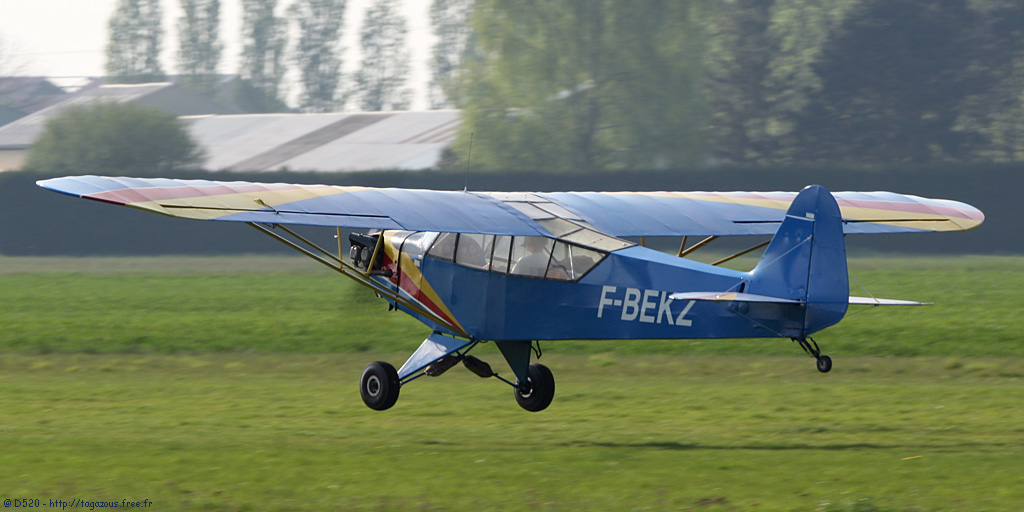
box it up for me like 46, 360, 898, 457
794, 337, 833, 373
816, 355, 833, 373
514, 363, 555, 412
360, 361, 400, 411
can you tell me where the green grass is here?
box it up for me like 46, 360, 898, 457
1, 255, 1022, 357
1, 353, 1022, 511
1, 255, 1022, 511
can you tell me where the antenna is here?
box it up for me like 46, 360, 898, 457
464, 132, 474, 193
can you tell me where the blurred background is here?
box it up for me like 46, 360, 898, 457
0, 0, 1020, 255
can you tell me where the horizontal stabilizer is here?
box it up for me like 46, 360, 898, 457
670, 292, 927, 307
849, 296, 928, 306
669, 291, 804, 304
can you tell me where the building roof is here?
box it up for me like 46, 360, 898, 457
185, 110, 461, 172
0, 79, 461, 171
0, 104, 24, 126
0, 77, 70, 116
0, 82, 237, 149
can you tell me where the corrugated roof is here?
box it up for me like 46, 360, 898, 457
0, 77, 70, 115
0, 80, 461, 171
186, 110, 461, 172
0, 82, 235, 149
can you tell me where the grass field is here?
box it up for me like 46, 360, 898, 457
1, 255, 1023, 511
2, 354, 1022, 511
1, 255, 1022, 357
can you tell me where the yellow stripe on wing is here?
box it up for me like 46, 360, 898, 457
128, 185, 364, 220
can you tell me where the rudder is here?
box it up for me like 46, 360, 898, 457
748, 185, 849, 335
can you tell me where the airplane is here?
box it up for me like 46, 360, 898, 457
37, 176, 984, 412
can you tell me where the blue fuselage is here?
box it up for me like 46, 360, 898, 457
379, 243, 809, 342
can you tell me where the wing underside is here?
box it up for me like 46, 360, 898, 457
37, 176, 984, 238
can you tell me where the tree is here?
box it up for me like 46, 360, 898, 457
25, 102, 205, 175
106, 0, 166, 83
428, 0, 474, 108
239, 0, 288, 111
759, 0, 857, 161
953, 1, 1024, 161
177, 0, 223, 95
791, 0, 986, 163
289, 0, 347, 112
351, 0, 412, 111
457, 0, 709, 171
703, 0, 776, 164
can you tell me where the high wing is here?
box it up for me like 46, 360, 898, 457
543, 190, 984, 236
37, 176, 547, 236
37, 176, 984, 238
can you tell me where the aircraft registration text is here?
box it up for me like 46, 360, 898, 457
597, 286, 694, 326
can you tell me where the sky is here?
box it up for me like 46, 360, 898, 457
0, 0, 436, 109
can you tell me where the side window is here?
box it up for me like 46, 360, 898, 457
510, 236, 554, 278
426, 232, 457, 261
456, 233, 492, 270
490, 236, 512, 273
567, 245, 603, 279
546, 241, 572, 280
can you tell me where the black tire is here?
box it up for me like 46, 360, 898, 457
816, 355, 833, 373
360, 361, 400, 411
514, 363, 555, 412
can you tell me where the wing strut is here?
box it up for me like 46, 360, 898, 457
247, 223, 468, 336
711, 240, 771, 266
678, 235, 718, 257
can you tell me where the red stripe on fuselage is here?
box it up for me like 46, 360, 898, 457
383, 255, 459, 328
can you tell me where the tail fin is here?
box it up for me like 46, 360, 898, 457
747, 185, 849, 335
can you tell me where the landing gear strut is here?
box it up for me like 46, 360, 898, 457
794, 337, 832, 373
358, 339, 556, 412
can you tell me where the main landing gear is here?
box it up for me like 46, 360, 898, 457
793, 337, 832, 373
359, 339, 555, 412
360, 361, 401, 410
513, 363, 556, 412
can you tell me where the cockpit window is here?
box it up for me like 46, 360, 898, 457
426, 232, 457, 261
455, 233, 492, 270
510, 237, 554, 278
565, 244, 603, 279
426, 232, 607, 282
490, 235, 512, 273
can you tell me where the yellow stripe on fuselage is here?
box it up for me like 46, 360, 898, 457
382, 232, 465, 333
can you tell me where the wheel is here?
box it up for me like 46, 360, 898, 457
816, 355, 833, 373
514, 363, 555, 412
360, 361, 400, 410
